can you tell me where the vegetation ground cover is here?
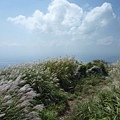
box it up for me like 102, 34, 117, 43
0, 57, 119, 120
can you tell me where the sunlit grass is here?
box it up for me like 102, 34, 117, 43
0, 57, 113, 120
66, 62, 120, 120
0, 57, 78, 119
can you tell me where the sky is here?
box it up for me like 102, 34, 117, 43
0, 0, 120, 65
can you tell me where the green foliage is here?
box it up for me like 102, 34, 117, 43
86, 62, 93, 69
0, 94, 25, 120
82, 76, 102, 86
39, 108, 58, 120
0, 57, 111, 120
65, 62, 120, 120
78, 65, 87, 78
42, 57, 78, 91
0, 57, 79, 119
66, 89, 120, 120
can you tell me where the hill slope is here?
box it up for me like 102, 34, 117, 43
0, 57, 119, 120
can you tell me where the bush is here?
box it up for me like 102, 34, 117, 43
42, 57, 79, 91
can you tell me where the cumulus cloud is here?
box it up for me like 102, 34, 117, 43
7, 0, 118, 51
78, 2, 116, 35
7, 0, 116, 36
8, 0, 83, 34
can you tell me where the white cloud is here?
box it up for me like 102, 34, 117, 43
8, 11, 44, 31
8, 0, 116, 35
78, 2, 116, 34
7, 0, 120, 53
8, 0, 83, 34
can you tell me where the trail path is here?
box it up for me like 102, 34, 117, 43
59, 79, 110, 120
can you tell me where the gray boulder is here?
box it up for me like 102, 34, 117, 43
87, 66, 103, 75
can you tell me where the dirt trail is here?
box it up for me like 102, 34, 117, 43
59, 100, 75, 120
59, 79, 110, 120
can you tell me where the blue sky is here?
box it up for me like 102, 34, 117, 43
0, 0, 120, 64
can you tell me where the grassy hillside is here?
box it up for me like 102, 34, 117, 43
0, 57, 119, 120
64, 62, 120, 120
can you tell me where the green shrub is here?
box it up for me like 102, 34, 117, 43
42, 57, 79, 91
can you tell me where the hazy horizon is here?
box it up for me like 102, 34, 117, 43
0, 54, 120, 68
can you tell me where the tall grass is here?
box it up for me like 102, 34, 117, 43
0, 57, 112, 120
0, 57, 79, 120
66, 62, 120, 120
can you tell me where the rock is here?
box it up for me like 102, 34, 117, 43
87, 66, 103, 75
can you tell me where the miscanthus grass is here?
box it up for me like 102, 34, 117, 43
65, 62, 120, 120
0, 57, 111, 120
0, 57, 78, 120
